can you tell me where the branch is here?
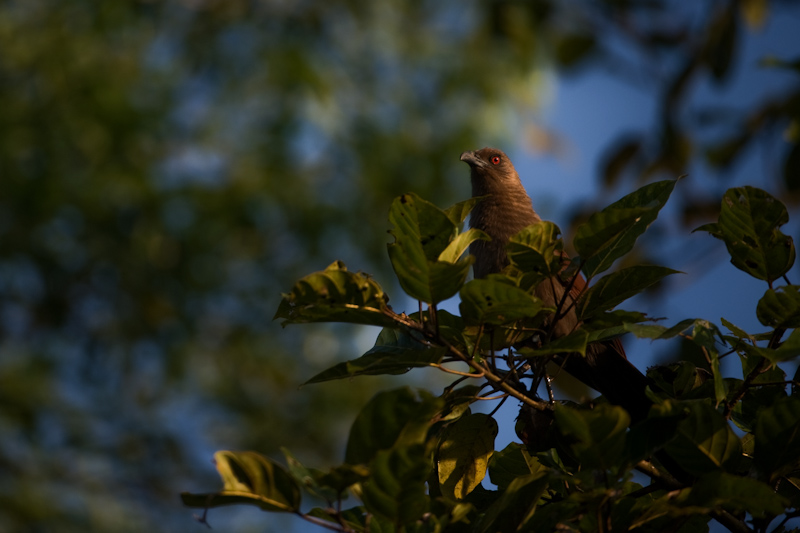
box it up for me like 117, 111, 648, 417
385, 308, 551, 412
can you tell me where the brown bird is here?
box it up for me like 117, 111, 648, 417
460, 147, 652, 423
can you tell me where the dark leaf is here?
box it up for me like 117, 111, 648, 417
361, 444, 430, 524
663, 401, 741, 476
345, 387, 443, 465
575, 180, 678, 278
694, 186, 795, 282
579, 265, 681, 319
754, 396, 800, 481
553, 404, 630, 471
756, 285, 800, 328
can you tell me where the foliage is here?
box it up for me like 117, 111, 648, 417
3, 1, 799, 531
185, 185, 800, 533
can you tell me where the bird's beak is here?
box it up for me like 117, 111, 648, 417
460, 150, 482, 167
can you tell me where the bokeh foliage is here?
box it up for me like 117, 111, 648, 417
1, 0, 798, 531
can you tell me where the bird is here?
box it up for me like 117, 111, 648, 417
460, 147, 652, 423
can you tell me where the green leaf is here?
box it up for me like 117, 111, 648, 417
444, 196, 484, 226
459, 278, 545, 326
575, 179, 678, 278
756, 285, 800, 328
180, 451, 301, 513
389, 193, 456, 261
694, 186, 795, 282
475, 473, 549, 533
648, 362, 708, 399
488, 443, 543, 491
303, 328, 446, 384
683, 472, 788, 518
553, 404, 630, 471
388, 238, 473, 304
755, 396, 800, 481
516, 329, 589, 357
770, 327, 800, 362
506, 221, 564, 276
281, 448, 339, 501
274, 261, 393, 327
438, 228, 490, 263
361, 444, 430, 524
624, 317, 698, 340
387, 193, 474, 303
579, 266, 681, 319
346, 387, 443, 465
438, 413, 498, 500
663, 402, 742, 476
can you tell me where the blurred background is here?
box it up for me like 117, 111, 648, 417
1, 1, 798, 531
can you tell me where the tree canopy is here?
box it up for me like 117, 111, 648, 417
1, 1, 798, 532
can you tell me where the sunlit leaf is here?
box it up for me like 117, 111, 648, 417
275, 260, 393, 327
459, 278, 545, 326
506, 221, 564, 276
304, 328, 446, 384
438, 413, 498, 500
181, 451, 301, 513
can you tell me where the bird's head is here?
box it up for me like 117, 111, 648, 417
459, 147, 522, 195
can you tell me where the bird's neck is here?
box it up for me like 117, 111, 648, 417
470, 186, 541, 240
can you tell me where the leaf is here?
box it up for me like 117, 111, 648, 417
684, 472, 788, 518
346, 387, 443, 465
387, 193, 475, 303
181, 451, 301, 513
516, 329, 589, 357
475, 473, 549, 533
574, 179, 678, 278
755, 328, 800, 363
444, 196, 484, 226
553, 404, 630, 471
438, 413, 498, 500
361, 444, 430, 524
459, 278, 545, 326
274, 260, 394, 327
438, 228, 490, 263
694, 186, 795, 282
388, 239, 473, 304
488, 443, 543, 491
754, 396, 800, 481
505, 221, 564, 276
303, 328, 446, 384
389, 193, 456, 261
624, 317, 698, 340
579, 265, 681, 319
756, 285, 800, 328
663, 401, 742, 476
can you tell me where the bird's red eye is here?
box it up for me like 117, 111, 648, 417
491, 156, 501, 165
